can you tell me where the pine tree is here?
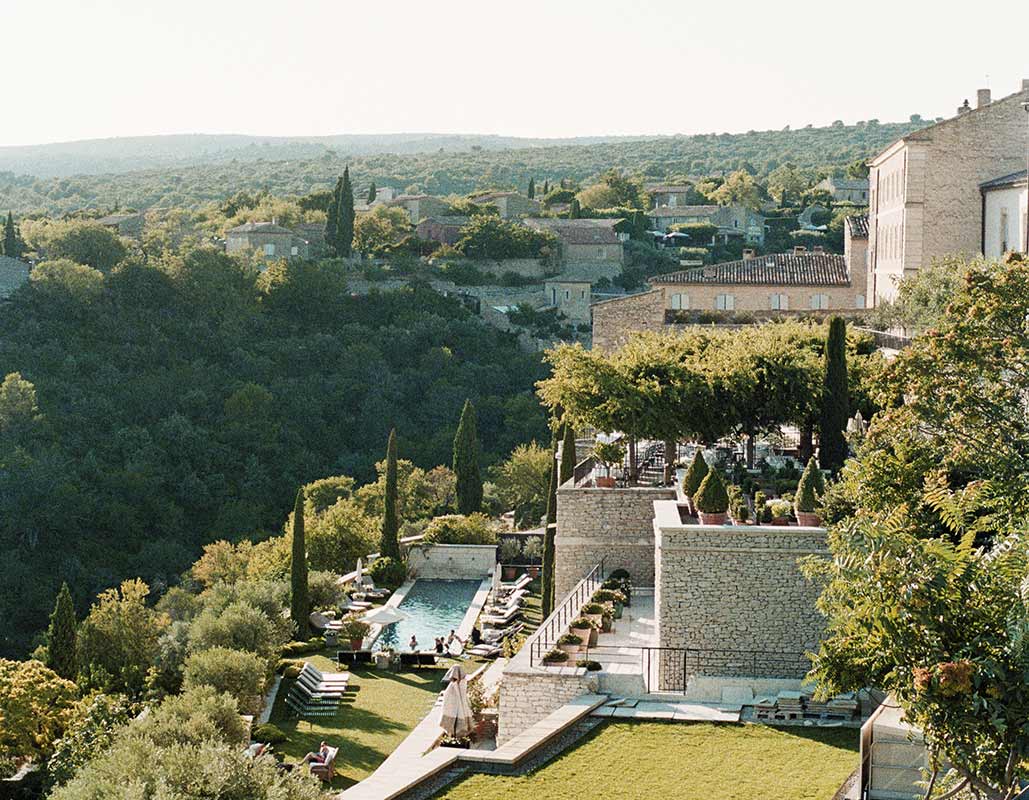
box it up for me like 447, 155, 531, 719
380, 429, 401, 560
45, 582, 77, 680
568, 198, 582, 219
337, 166, 355, 258
819, 316, 850, 472
366, 181, 377, 205
541, 430, 559, 618
559, 422, 576, 484
290, 488, 310, 639
324, 177, 342, 255
527, 178, 535, 199
453, 400, 482, 515
2, 212, 25, 260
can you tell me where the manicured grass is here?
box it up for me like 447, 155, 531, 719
431, 721, 859, 800
268, 652, 444, 790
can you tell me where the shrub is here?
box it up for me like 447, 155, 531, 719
581, 602, 605, 615
592, 589, 626, 605
576, 660, 602, 671
369, 556, 407, 590
542, 648, 568, 664
571, 616, 598, 630
753, 491, 770, 523
694, 470, 729, 514
275, 658, 305, 677
187, 602, 280, 660
250, 723, 288, 744
338, 618, 371, 642
608, 568, 630, 581
769, 499, 793, 520
795, 457, 826, 513
557, 633, 582, 646
308, 571, 344, 610
682, 451, 709, 497
47, 693, 131, 787
182, 647, 268, 716
279, 638, 324, 658
522, 537, 542, 561
422, 514, 497, 545
498, 538, 521, 562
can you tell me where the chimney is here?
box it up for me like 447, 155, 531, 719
742, 248, 756, 260
957, 99, 972, 115
1022, 78, 1029, 91
813, 245, 824, 254
977, 88, 991, 108
793, 245, 807, 255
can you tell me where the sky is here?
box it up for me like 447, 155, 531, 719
3, 0, 1028, 147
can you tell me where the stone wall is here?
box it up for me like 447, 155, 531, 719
653, 501, 827, 687
554, 484, 676, 597
590, 289, 665, 352
498, 666, 599, 743
407, 543, 496, 579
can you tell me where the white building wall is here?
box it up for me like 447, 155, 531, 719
983, 186, 1029, 258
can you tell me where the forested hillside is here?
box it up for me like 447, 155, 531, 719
0, 120, 926, 214
0, 253, 548, 656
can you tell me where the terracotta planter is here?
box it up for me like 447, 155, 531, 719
595, 476, 616, 488
570, 625, 592, 646
501, 565, 518, 581
795, 510, 821, 527
588, 628, 599, 646
350, 638, 364, 652
697, 510, 727, 525
584, 613, 603, 629
527, 565, 541, 578
770, 517, 790, 526
558, 642, 581, 656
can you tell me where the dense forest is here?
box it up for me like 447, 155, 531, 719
0, 253, 548, 657
0, 120, 926, 215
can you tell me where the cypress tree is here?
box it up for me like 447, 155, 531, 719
380, 429, 401, 560
527, 178, 535, 199
542, 179, 550, 195
453, 400, 482, 515
338, 166, 355, 258
367, 181, 377, 205
2, 212, 25, 259
559, 422, 576, 484
569, 198, 582, 219
541, 430, 559, 618
290, 488, 310, 639
819, 316, 850, 472
45, 582, 77, 680
324, 177, 342, 255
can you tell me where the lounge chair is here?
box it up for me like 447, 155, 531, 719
417, 652, 437, 666
304, 663, 350, 683
309, 611, 343, 633
309, 746, 339, 782
336, 650, 374, 668
481, 622, 523, 643
480, 606, 521, 627
466, 643, 501, 658
399, 652, 418, 668
500, 574, 532, 593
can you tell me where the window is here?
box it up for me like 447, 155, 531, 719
670, 293, 689, 310
1000, 208, 1009, 252
580, 290, 586, 299
769, 293, 788, 310
715, 294, 735, 311
855, 295, 866, 309
809, 294, 830, 310
290, 246, 299, 256
263, 243, 275, 256
551, 288, 557, 304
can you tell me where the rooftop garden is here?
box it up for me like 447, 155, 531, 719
431, 721, 859, 799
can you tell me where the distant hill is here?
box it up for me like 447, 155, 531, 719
0, 133, 652, 179
0, 121, 926, 215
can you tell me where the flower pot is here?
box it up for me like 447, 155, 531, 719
501, 565, 518, 581
570, 625, 592, 646
588, 628, 599, 646
558, 642, 581, 656
613, 602, 623, 620
350, 638, 364, 651
795, 510, 821, 527
584, 613, 603, 629
595, 476, 616, 488
770, 517, 790, 526
697, 510, 727, 525
527, 566, 540, 578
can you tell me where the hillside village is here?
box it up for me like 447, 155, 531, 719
0, 71, 1028, 800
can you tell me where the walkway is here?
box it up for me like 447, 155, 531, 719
588, 590, 658, 696
591, 697, 740, 723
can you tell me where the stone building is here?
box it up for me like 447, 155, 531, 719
645, 183, 699, 208
225, 222, 308, 261
387, 194, 449, 224
414, 216, 470, 246
814, 176, 869, 204
981, 170, 1028, 259
543, 277, 592, 325
0, 256, 30, 300
649, 203, 765, 244
867, 80, 1029, 304
845, 214, 870, 302
523, 218, 627, 265
470, 191, 539, 219
96, 212, 145, 239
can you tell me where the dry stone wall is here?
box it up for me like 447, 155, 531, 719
498, 667, 599, 743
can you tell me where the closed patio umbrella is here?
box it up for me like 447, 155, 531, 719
362, 605, 408, 625
492, 562, 502, 599
354, 557, 364, 587
439, 666, 473, 738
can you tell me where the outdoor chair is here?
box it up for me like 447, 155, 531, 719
482, 622, 523, 643
399, 652, 418, 667
466, 643, 501, 658
480, 606, 521, 627
417, 652, 437, 666
499, 574, 532, 593
309, 746, 339, 782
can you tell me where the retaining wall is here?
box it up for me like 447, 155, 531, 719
407, 543, 496, 579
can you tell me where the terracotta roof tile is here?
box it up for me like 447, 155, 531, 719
652, 253, 849, 287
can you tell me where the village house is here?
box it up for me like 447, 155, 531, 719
649, 203, 766, 244
542, 276, 592, 325
0, 256, 30, 301
388, 194, 450, 224
415, 216, 471, 246
471, 191, 540, 218
96, 212, 145, 239
980, 170, 1028, 259
225, 222, 308, 261
814, 176, 869, 204
523, 217, 628, 265
866, 79, 1029, 304
645, 183, 699, 208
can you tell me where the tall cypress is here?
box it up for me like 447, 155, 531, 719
541, 429, 560, 618
542, 179, 550, 196
366, 181, 377, 205
324, 177, 342, 255
819, 316, 850, 472
559, 422, 576, 484
453, 400, 482, 515
290, 488, 310, 639
338, 166, 355, 257
568, 198, 582, 219
45, 582, 77, 680
380, 429, 401, 560
527, 178, 535, 199
2, 212, 25, 259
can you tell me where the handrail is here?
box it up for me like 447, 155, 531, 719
528, 559, 606, 667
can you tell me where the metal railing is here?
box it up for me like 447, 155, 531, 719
528, 559, 606, 667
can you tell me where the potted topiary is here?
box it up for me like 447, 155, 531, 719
592, 588, 626, 619
693, 469, 729, 525
769, 499, 793, 526
794, 457, 826, 526
681, 450, 709, 514
581, 602, 605, 632
570, 616, 595, 647
599, 607, 614, 633
593, 440, 625, 489
522, 537, 542, 578
542, 648, 569, 665
557, 632, 583, 655
727, 484, 749, 526
753, 491, 769, 525
339, 617, 371, 651
498, 538, 521, 580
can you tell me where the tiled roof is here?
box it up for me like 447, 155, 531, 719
650, 204, 718, 218
0, 256, 30, 299
845, 215, 869, 238
417, 216, 472, 227
471, 191, 520, 201
523, 217, 623, 245
826, 177, 868, 191
652, 253, 849, 287
226, 222, 295, 235
980, 169, 1028, 190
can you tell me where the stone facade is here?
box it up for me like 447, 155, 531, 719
543, 279, 592, 324
591, 289, 664, 352
406, 543, 496, 579
554, 484, 676, 599
867, 82, 1029, 304
498, 666, 598, 743
653, 501, 827, 687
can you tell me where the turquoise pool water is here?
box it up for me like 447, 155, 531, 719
374, 579, 481, 651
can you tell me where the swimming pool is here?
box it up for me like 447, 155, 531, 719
374, 579, 482, 651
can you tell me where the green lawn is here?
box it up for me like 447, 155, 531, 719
431, 721, 859, 800
268, 652, 444, 790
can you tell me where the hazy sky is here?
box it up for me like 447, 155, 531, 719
4, 0, 1028, 147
